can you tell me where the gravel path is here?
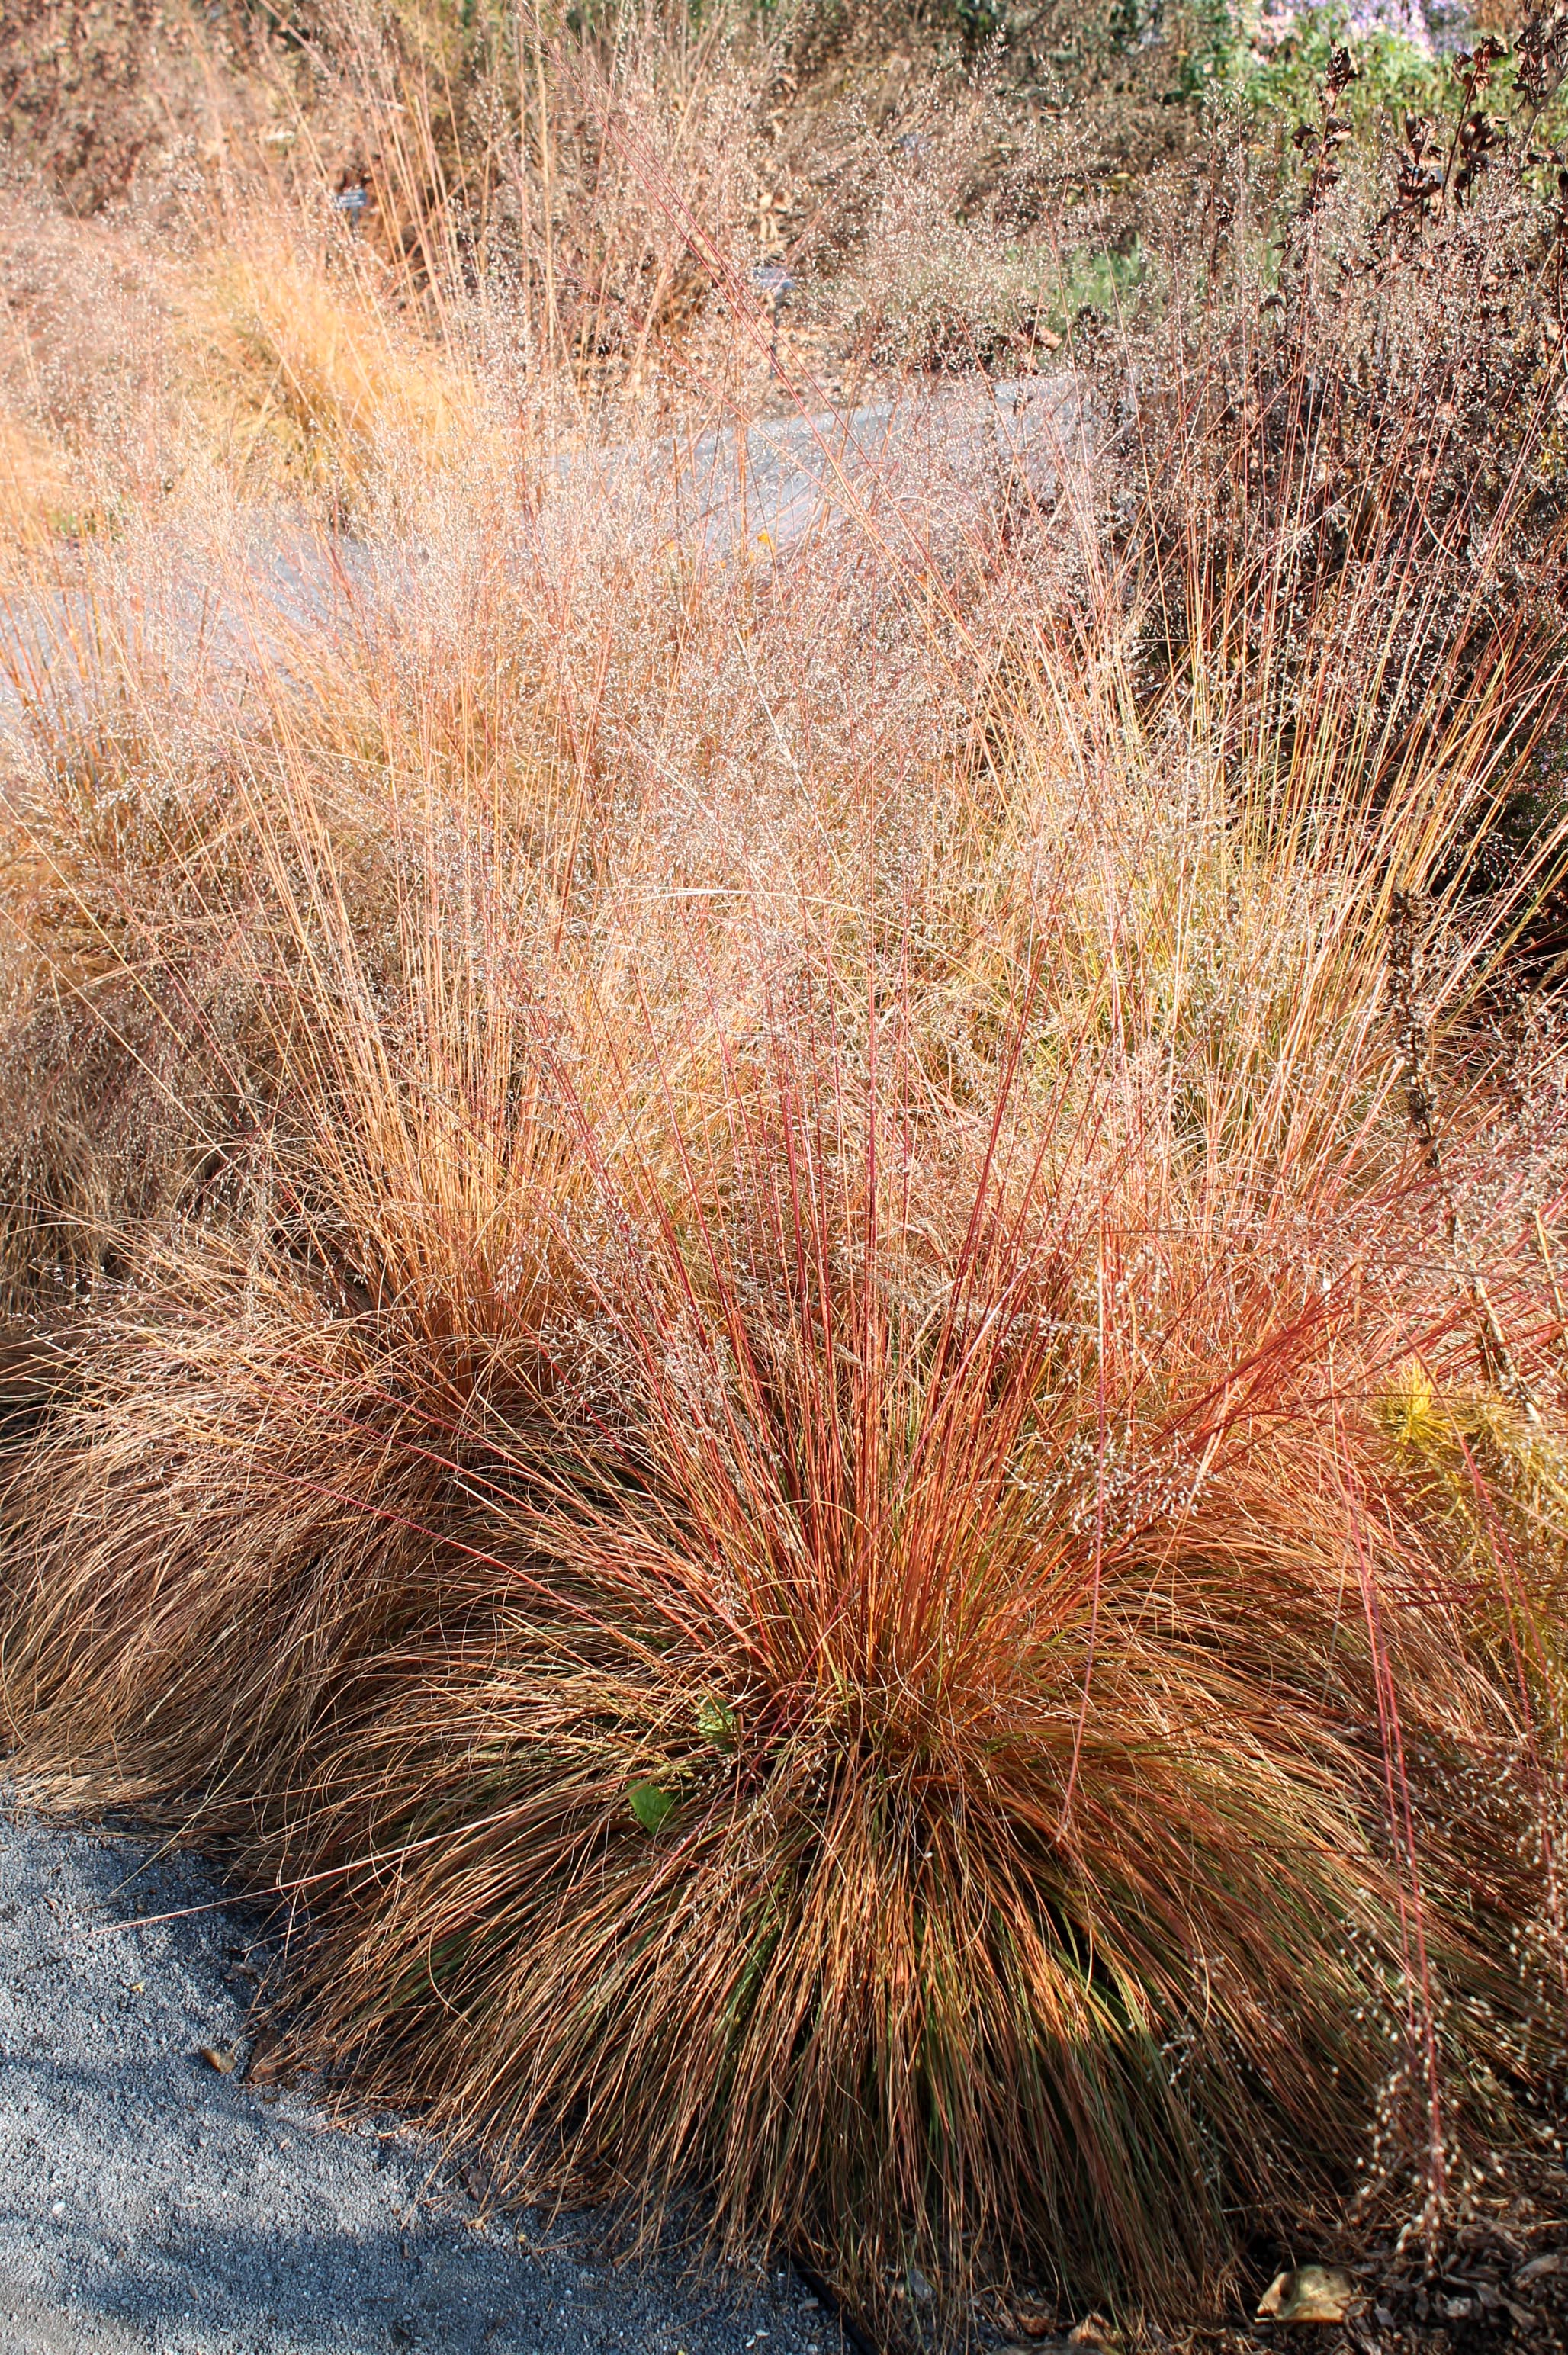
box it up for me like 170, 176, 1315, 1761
0, 1794, 838, 2355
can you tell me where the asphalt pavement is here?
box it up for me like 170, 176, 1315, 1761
0, 1794, 836, 2355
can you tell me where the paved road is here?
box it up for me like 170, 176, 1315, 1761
0, 372, 1083, 746
0, 1795, 836, 2355
653, 371, 1081, 551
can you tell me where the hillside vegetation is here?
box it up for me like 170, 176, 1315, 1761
3, 3, 1568, 2346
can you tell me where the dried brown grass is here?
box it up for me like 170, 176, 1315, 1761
2, 8, 1568, 2345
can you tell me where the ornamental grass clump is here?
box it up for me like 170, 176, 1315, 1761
5, 509, 1568, 2339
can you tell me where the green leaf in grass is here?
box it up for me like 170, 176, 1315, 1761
696, 1696, 737, 1749
628, 1779, 676, 1833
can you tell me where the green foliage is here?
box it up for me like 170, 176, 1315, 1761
696, 1695, 737, 1747
628, 1778, 677, 1833
1164, 0, 1257, 104
1052, 236, 1145, 321
1229, 1, 1568, 169
1237, 3, 1444, 130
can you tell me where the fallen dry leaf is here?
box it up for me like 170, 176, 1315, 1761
1257, 2265, 1357, 2324
244, 2027, 284, 2084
